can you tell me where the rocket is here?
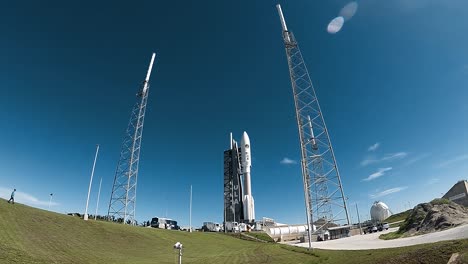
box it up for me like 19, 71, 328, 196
241, 131, 255, 222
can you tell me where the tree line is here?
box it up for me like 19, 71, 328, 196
67, 213, 151, 227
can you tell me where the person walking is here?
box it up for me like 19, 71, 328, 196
8, 189, 16, 204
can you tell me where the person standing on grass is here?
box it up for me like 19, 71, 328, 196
8, 189, 16, 204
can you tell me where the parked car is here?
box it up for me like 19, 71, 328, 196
376, 222, 390, 231
365, 225, 377, 234
382, 222, 389, 230
377, 224, 383, 231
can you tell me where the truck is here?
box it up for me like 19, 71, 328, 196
150, 217, 179, 230
225, 221, 240, 233
224, 222, 252, 232
202, 222, 222, 232
238, 223, 249, 232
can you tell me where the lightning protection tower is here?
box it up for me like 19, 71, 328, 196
108, 53, 156, 225
276, 5, 350, 246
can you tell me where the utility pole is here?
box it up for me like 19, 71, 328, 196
85, 144, 99, 221
356, 203, 362, 235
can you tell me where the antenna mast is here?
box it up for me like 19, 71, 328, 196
107, 53, 156, 225
276, 5, 350, 248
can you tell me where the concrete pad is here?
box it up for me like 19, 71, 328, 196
283, 225, 468, 250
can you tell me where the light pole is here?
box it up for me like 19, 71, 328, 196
189, 185, 192, 233
94, 178, 102, 220
48, 193, 53, 210
355, 203, 362, 235
84, 144, 99, 221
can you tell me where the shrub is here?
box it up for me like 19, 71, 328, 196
430, 198, 451, 205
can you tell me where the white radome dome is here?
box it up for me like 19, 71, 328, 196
370, 201, 392, 222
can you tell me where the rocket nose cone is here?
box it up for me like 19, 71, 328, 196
241, 131, 250, 146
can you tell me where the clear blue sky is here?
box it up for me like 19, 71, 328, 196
0, 0, 467, 227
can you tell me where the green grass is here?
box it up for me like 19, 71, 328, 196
461, 252, 468, 263
379, 232, 405, 240
0, 200, 315, 264
244, 231, 275, 242
281, 240, 468, 264
223, 231, 275, 243
389, 222, 402, 228
385, 209, 412, 223
1, 199, 467, 263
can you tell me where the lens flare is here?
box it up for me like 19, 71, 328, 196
340, 1, 359, 21
327, 16, 344, 34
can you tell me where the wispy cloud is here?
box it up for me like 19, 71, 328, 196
426, 178, 439, 185
382, 152, 408, 161
362, 167, 392, 181
404, 153, 431, 166
368, 142, 380, 152
436, 154, 468, 168
360, 157, 377, 167
360, 152, 407, 166
0, 187, 58, 207
369, 186, 407, 198
280, 157, 297, 165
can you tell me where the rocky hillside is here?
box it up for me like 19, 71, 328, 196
398, 199, 468, 235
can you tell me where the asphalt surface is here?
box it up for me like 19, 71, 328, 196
286, 225, 468, 250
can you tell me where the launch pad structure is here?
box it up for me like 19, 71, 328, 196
223, 134, 244, 224
224, 132, 255, 226
107, 53, 156, 225
276, 5, 351, 248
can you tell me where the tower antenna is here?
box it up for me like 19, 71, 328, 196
107, 53, 156, 225
276, 5, 350, 249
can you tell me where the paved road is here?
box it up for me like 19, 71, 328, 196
285, 225, 468, 250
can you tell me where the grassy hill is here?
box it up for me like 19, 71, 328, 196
0, 200, 467, 264
0, 200, 308, 264
385, 209, 412, 223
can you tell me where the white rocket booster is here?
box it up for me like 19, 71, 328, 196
241, 131, 255, 222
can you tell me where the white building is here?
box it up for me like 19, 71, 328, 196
370, 201, 392, 222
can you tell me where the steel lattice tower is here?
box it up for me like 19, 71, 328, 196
276, 5, 350, 244
108, 53, 156, 225
223, 134, 244, 225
